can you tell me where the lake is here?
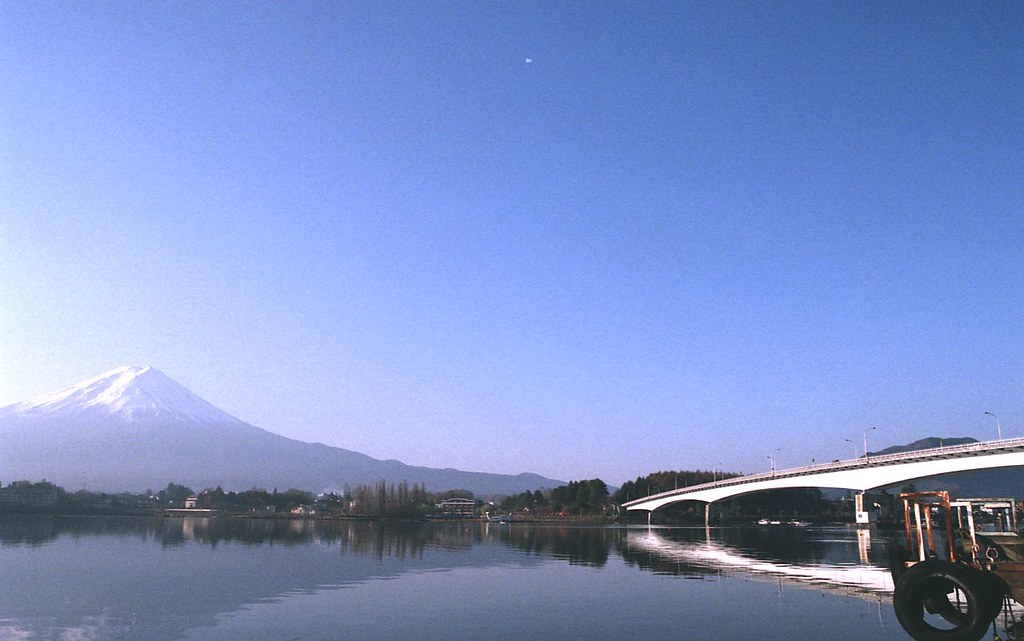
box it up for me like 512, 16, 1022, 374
0, 516, 909, 641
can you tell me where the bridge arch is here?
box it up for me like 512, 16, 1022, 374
622, 438, 1024, 513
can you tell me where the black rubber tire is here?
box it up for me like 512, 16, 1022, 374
893, 560, 997, 641
889, 544, 911, 583
927, 570, 1007, 625
924, 588, 971, 626
983, 572, 1009, 621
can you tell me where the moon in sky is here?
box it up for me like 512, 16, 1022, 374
525, 57, 533, 63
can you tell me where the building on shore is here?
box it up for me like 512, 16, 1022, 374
437, 497, 476, 517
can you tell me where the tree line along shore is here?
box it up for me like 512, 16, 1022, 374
0, 470, 886, 524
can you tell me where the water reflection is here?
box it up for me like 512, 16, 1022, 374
486, 522, 617, 566
0, 516, 623, 564
0, 517, 902, 641
621, 527, 894, 597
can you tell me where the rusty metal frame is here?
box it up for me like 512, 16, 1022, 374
900, 490, 957, 562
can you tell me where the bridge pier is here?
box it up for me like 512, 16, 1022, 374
855, 491, 871, 525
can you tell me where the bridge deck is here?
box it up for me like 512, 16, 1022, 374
622, 436, 1024, 510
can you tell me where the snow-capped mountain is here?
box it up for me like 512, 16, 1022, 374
0, 367, 564, 495
0, 366, 243, 424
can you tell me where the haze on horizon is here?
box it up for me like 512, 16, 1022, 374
2, 2, 1022, 486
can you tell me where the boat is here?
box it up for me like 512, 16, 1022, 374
890, 491, 1024, 641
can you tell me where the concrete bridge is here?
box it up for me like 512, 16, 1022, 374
622, 437, 1024, 516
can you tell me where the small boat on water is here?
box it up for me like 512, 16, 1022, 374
756, 518, 807, 526
890, 491, 1024, 641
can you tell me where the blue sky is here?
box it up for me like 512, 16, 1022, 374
2, 2, 1022, 485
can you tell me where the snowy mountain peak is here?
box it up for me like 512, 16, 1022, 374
2, 366, 243, 424
0, 367, 567, 495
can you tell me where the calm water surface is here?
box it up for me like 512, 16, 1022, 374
0, 516, 909, 641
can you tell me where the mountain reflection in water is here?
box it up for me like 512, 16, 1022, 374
0, 517, 904, 641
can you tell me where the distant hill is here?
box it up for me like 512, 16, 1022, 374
0, 366, 566, 496
869, 436, 978, 457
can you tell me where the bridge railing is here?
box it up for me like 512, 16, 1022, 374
623, 436, 1024, 508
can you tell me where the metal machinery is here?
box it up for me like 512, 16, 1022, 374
892, 491, 1024, 641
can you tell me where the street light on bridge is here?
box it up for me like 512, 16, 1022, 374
863, 427, 876, 461
844, 438, 858, 459
985, 411, 1002, 440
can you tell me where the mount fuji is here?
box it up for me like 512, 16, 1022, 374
0, 366, 565, 495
